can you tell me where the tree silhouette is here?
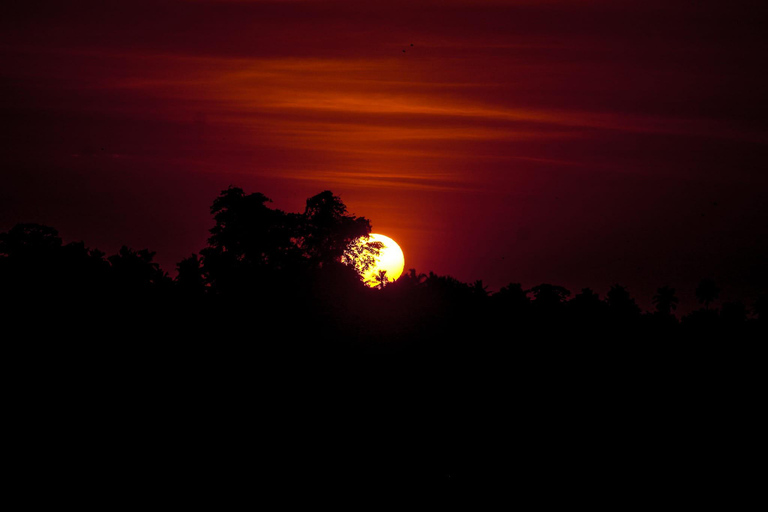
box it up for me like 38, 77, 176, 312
108, 246, 170, 293
695, 279, 720, 309
0, 223, 110, 303
200, 186, 300, 294
299, 190, 373, 269
341, 236, 383, 277
569, 288, 604, 319
0, 223, 62, 257
423, 271, 476, 301
0, 185, 761, 361
566, 287, 608, 333
471, 280, 489, 299
606, 284, 641, 319
494, 282, 530, 309
374, 269, 388, 289
530, 284, 570, 308
211, 187, 298, 261
176, 253, 206, 296
652, 286, 679, 316
405, 268, 427, 286
571, 288, 600, 308
198, 187, 378, 294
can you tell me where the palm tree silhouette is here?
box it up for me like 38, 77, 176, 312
375, 269, 389, 289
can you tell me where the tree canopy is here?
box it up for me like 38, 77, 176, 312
198, 187, 379, 295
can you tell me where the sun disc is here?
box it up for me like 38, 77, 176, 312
350, 233, 405, 287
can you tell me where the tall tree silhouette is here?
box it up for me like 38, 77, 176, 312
374, 269, 388, 289
198, 187, 378, 295
299, 191, 373, 269
201, 187, 300, 294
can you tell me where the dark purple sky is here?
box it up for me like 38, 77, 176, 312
2, 1, 767, 311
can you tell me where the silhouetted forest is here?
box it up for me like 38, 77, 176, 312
2, 187, 763, 497
2, 186, 764, 345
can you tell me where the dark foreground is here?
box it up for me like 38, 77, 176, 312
5, 291, 763, 504
2, 189, 764, 502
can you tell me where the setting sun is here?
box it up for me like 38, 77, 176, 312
348, 233, 405, 287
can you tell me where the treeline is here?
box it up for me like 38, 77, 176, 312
1, 186, 764, 347
2, 186, 763, 494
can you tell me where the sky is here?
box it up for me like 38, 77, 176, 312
2, 0, 767, 311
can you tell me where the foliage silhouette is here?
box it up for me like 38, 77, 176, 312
494, 282, 530, 308
652, 286, 679, 316
374, 269, 389, 289
300, 190, 373, 268
530, 284, 570, 308
1, 186, 763, 496
696, 278, 720, 309
197, 187, 379, 301
606, 284, 641, 318
1, 189, 763, 346
175, 253, 205, 296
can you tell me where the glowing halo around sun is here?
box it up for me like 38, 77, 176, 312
349, 233, 405, 287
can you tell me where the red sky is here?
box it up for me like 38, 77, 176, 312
2, 0, 767, 311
